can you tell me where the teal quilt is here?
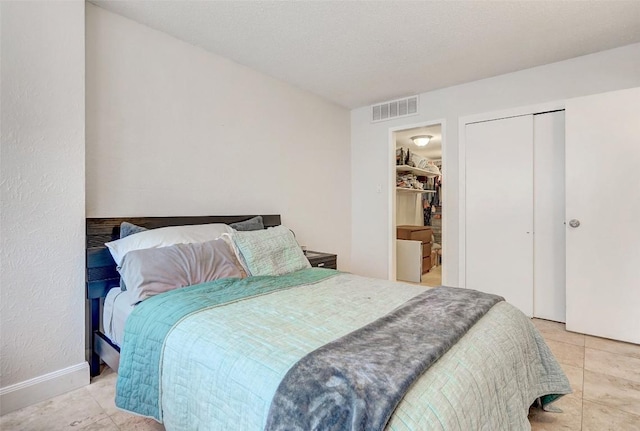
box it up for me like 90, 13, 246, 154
115, 270, 571, 430
115, 267, 339, 420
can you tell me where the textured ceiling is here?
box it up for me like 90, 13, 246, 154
91, 1, 640, 108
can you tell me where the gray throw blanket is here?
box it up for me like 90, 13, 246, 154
264, 286, 504, 431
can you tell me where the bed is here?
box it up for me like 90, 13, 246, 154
86, 215, 571, 431
86, 214, 283, 375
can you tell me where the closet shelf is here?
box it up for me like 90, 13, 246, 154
396, 187, 436, 194
396, 165, 440, 178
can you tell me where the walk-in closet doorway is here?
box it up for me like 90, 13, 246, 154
389, 121, 446, 287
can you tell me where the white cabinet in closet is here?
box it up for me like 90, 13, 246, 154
396, 240, 423, 283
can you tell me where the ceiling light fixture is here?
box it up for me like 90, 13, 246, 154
411, 135, 432, 147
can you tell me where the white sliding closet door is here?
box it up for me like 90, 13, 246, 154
465, 115, 534, 316
565, 87, 640, 344
533, 111, 566, 322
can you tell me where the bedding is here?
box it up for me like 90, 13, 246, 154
265, 286, 503, 431
232, 225, 310, 276
102, 287, 135, 347
115, 269, 571, 430
118, 222, 149, 290
119, 221, 147, 238
105, 223, 234, 266
116, 268, 337, 419
229, 215, 264, 231
85, 214, 283, 379
118, 238, 244, 304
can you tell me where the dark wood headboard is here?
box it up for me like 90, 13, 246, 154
85, 215, 281, 300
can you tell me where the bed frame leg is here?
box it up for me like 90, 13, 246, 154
90, 341, 101, 377
90, 298, 101, 377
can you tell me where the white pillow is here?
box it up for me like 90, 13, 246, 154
105, 223, 234, 266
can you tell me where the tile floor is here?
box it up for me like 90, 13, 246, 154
527, 319, 640, 430
1, 319, 639, 430
420, 264, 442, 287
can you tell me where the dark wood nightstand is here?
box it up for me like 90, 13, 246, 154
305, 251, 337, 269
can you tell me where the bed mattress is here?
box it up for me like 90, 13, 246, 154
115, 270, 571, 430
103, 287, 135, 347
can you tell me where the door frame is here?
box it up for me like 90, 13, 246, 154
387, 118, 447, 282
458, 101, 564, 287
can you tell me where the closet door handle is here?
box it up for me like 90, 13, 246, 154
569, 219, 581, 228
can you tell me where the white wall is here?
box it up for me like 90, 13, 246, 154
0, 1, 87, 414
86, 5, 351, 269
396, 193, 422, 226
351, 43, 640, 282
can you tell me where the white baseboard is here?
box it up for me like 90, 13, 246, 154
0, 362, 90, 415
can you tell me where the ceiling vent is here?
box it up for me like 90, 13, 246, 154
371, 96, 418, 123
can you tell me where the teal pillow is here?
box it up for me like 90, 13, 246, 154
232, 225, 310, 276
